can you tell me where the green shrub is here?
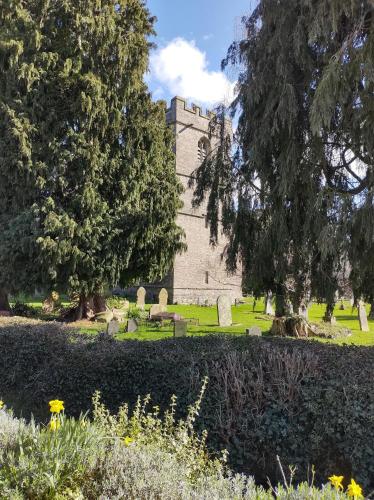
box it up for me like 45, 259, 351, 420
11, 302, 38, 318
0, 322, 373, 490
0, 401, 353, 499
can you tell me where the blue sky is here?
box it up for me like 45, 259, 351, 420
146, 0, 256, 108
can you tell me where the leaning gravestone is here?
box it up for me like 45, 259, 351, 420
126, 319, 138, 333
217, 295, 232, 327
174, 320, 187, 338
136, 287, 146, 310
246, 326, 261, 336
149, 304, 163, 317
358, 301, 369, 332
265, 292, 274, 315
159, 288, 168, 308
107, 319, 120, 336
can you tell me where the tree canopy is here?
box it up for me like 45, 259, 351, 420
0, 0, 184, 315
192, 0, 374, 315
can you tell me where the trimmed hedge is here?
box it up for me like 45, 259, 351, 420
1, 319, 374, 490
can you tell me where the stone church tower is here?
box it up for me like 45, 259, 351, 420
152, 96, 242, 305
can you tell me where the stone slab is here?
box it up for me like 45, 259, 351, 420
217, 295, 232, 327
174, 320, 187, 337
246, 326, 261, 336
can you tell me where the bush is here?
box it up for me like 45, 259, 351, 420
0, 399, 353, 499
0, 320, 373, 490
11, 302, 38, 318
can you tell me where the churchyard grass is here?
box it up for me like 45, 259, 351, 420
16, 297, 373, 346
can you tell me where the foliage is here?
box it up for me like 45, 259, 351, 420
0, 398, 356, 499
0, 0, 185, 313
191, 0, 374, 314
0, 322, 373, 491
11, 302, 38, 318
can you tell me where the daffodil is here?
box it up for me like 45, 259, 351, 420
123, 436, 134, 446
347, 479, 363, 498
49, 418, 61, 431
329, 475, 344, 491
49, 399, 64, 414
0, 400, 4, 410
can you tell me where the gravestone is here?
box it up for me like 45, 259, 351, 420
107, 319, 120, 336
174, 320, 187, 338
136, 287, 146, 310
95, 310, 114, 323
150, 304, 163, 317
246, 326, 261, 336
126, 319, 138, 333
339, 300, 345, 311
285, 302, 294, 315
358, 301, 369, 332
298, 304, 308, 320
112, 309, 127, 323
217, 295, 232, 327
265, 292, 274, 315
159, 288, 168, 308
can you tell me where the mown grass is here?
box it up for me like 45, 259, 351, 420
69, 298, 374, 346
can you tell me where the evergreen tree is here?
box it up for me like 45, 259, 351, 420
192, 0, 373, 316
0, 0, 184, 317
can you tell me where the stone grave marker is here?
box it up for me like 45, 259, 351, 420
246, 326, 261, 336
217, 295, 232, 327
265, 292, 274, 315
174, 320, 187, 338
298, 304, 308, 320
159, 288, 168, 308
136, 287, 146, 310
107, 319, 120, 336
150, 304, 163, 317
358, 301, 369, 332
126, 319, 138, 333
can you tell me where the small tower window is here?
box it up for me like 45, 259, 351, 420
198, 137, 210, 163
205, 271, 209, 284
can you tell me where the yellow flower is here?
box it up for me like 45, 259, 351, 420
123, 436, 134, 446
329, 475, 344, 491
0, 400, 4, 410
347, 479, 363, 498
49, 418, 61, 431
49, 399, 64, 414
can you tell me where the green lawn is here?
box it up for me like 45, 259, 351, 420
72, 298, 374, 346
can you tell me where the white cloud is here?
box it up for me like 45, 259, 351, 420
150, 38, 236, 106
203, 33, 214, 41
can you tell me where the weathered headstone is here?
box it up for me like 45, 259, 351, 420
112, 309, 127, 323
136, 287, 146, 310
174, 320, 187, 338
107, 319, 120, 336
265, 292, 274, 315
298, 304, 308, 320
150, 304, 163, 317
217, 295, 232, 327
126, 319, 138, 333
159, 288, 168, 308
285, 302, 294, 315
358, 301, 369, 332
95, 310, 114, 323
246, 326, 261, 336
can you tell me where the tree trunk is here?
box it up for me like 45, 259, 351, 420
323, 301, 335, 323
271, 316, 315, 338
0, 288, 10, 311
65, 294, 107, 321
369, 301, 374, 320
275, 293, 286, 317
